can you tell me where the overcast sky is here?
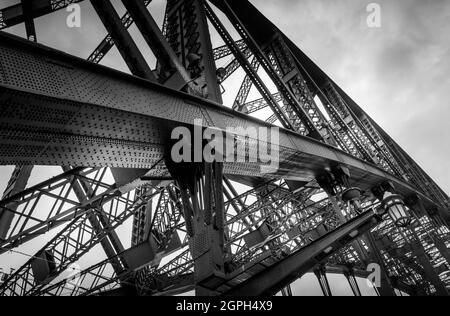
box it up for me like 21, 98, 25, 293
1, 0, 449, 296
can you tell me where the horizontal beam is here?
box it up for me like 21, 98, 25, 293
0, 32, 439, 211
224, 210, 380, 296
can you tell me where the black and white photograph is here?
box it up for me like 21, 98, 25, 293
0, 0, 449, 301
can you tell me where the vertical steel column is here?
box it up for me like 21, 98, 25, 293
21, 0, 37, 42
193, 0, 222, 103
344, 268, 362, 296
314, 266, 332, 296
90, 0, 156, 81
198, 162, 226, 295
164, 0, 222, 102
170, 161, 226, 296
0, 166, 33, 240
162, 1, 227, 295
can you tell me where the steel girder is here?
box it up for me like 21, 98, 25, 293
0, 32, 441, 207
0, 0, 448, 296
224, 209, 380, 296
0, 32, 445, 296
203, 3, 294, 129
164, 0, 222, 103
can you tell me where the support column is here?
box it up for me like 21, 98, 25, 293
162, 1, 226, 295
164, 0, 222, 102
168, 159, 226, 296
344, 268, 362, 296
314, 266, 332, 296
21, 0, 37, 42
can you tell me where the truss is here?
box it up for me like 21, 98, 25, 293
0, 0, 449, 296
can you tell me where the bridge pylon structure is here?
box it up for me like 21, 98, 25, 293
0, 0, 449, 296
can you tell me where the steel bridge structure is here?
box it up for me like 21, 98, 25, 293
0, 0, 449, 296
